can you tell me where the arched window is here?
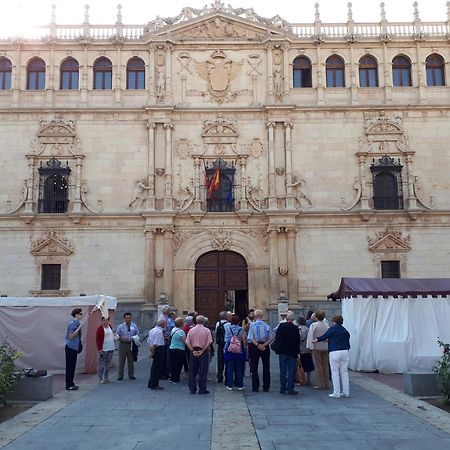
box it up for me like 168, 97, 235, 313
426, 53, 445, 86
38, 158, 71, 213
27, 57, 46, 90
60, 57, 79, 90
0, 57, 12, 90
127, 57, 145, 89
392, 55, 412, 87
293, 56, 312, 88
326, 55, 345, 87
93, 57, 112, 90
359, 55, 378, 87
370, 156, 404, 210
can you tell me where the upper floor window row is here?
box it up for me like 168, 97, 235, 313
0, 56, 146, 91
292, 53, 446, 88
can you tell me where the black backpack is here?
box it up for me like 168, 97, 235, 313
215, 321, 225, 347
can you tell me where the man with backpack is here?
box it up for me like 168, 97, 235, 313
215, 310, 230, 384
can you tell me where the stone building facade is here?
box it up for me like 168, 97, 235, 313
1, 2, 449, 326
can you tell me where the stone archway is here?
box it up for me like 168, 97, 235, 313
195, 250, 248, 324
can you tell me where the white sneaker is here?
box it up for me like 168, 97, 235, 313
341, 393, 350, 398
226, 386, 233, 391
328, 393, 340, 398
237, 387, 244, 391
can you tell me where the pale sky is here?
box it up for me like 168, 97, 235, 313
0, 0, 447, 36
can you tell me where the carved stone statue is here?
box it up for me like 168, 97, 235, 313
341, 176, 362, 211
156, 66, 165, 98
129, 179, 151, 209
247, 176, 264, 211
273, 68, 283, 99
178, 181, 194, 212
286, 176, 312, 209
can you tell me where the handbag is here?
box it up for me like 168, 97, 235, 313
77, 342, 83, 354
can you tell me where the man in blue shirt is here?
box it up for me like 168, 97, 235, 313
116, 312, 140, 380
247, 310, 273, 392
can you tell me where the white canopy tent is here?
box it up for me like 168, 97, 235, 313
0, 295, 117, 374
329, 278, 450, 373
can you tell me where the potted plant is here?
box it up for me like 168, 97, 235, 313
0, 341, 23, 406
433, 340, 450, 404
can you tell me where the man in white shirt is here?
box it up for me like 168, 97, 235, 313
147, 319, 166, 390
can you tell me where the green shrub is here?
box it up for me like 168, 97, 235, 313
0, 341, 23, 405
433, 340, 450, 404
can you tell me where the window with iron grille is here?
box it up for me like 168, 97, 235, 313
41, 264, 61, 290
204, 160, 236, 212
381, 260, 401, 278
370, 156, 404, 210
38, 158, 71, 213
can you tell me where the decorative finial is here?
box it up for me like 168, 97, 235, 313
84, 4, 90, 24
380, 2, 386, 21
116, 4, 122, 24
413, 1, 420, 20
51, 4, 56, 24
347, 2, 353, 22
314, 3, 320, 22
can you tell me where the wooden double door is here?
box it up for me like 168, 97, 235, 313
195, 250, 248, 325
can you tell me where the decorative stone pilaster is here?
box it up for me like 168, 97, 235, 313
163, 226, 175, 301
286, 227, 298, 301
163, 121, 174, 210
267, 227, 279, 303
266, 122, 277, 209
145, 120, 156, 210
144, 228, 156, 303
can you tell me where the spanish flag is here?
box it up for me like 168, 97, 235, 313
208, 166, 220, 200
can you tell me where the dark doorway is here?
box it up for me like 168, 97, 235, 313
195, 251, 248, 325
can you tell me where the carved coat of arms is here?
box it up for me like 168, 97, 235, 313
195, 50, 242, 103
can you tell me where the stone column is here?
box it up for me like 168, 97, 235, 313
81, 44, 88, 104
114, 44, 122, 103
193, 157, 202, 210
148, 45, 155, 103
146, 121, 156, 210
239, 157, 248, 210
283, 43, 289, 100
163, 121, 173, 210
144, 229, 155, 302
267, 227, 279, 303
416, 42, 426, 104
267, 122, 277, 209
12, 41, 20, 106
284, 121, 295, 209
406, 153, 418, 209
382, 44, 392, 103
165, 44, 173, 103
163, 227, 174, 302
24, 157, 35, 212
286, 228, 298, 301
72, 157, 83, 213
46, 45, 55, 106
349, 43, 358, 104
266, 43, 274, 102
316, 44, 324, 104
358, 154, 370, 210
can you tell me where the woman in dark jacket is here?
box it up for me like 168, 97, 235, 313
314, 315, 350, 398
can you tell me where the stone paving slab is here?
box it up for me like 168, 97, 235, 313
2, 353, 450, 450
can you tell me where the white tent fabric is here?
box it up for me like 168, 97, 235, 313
342, 295, 450, 373
0, 295, 117, 374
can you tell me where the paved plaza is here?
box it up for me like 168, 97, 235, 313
1, 355, 450, 450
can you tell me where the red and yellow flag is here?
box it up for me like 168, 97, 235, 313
208, 166, 220, 200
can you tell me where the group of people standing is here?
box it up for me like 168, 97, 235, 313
65, 305, 351, 399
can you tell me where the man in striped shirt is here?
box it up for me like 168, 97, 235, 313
247, 310, 273, 392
